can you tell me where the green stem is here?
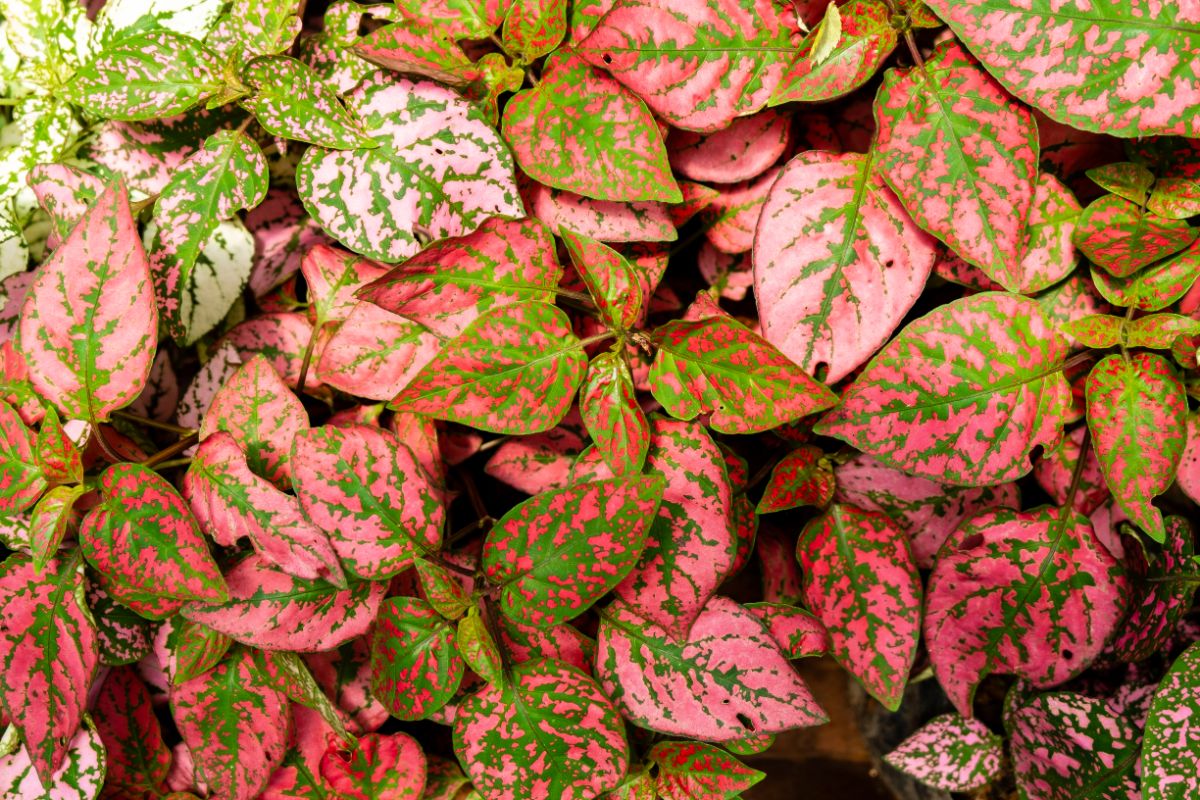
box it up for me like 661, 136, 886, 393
141, 432, 200, 468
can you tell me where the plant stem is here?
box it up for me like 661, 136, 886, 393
142, 432, 200, 468
903, 29, 925, 68
91, 424, 125, 463
113, 410, 196, 436
296, 323, 321, 395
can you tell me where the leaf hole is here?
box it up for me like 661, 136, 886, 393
1063, 649, 1073, 660
736, 713, 755, 731
959, 533, 984, 551
813, 362, 829, 383
602, 53, 613, 64
883, 259, 895, 269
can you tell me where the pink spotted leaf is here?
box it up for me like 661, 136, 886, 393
414, 558, 472, 620
26, 164, 103, 249
316, 301, 441, 401
1062, 314, 1124, 349
1032, 426, 1109, 516
874, 41, 1038, 291
561, 228, 648, 330
753, 150, 935, 384
29, 485, 85, 575
17, 181, 157, 422
453, 658, 628, 800
522, 180, 677, 243
1091, 239, 1200, 312
86, 578, 152, 667
816, 293, 1072, 486
241, 55, 376, 149
482, 475, 665, 627
597, 596, 827, 740
1143, 641, 1200, 799
648, 740, 763, 799
1126, 313, 1200, 349
390, 301, 587, 435
1113, 517, 1197, 662
353, 21, 480, 88
484, 423, 584, 495
1072, 195, 1196, 278
668, 109, 790, 185
296, 71, 523, 262
756, 445, 835, 514
157, 617, 233, 687
1017, 173, 1082, 293
93, 666, 172, 798
502, 0, 567, 61
320, 732, 427, 800
1085, 352, 1187, 542
0, 398, 46, 514
0, 723, 105, 800
34, 407, 82, 486
883, 714, 1002, 793
797, 504, 921, 710
924, 507, 1130, 717
301, 244, 388, 329
181, 554, 385, 652
579, 350, 650, 475
744, 602, 829, 659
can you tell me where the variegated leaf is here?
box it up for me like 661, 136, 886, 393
1009, 693, 1139, 800
1032, 426, 1108, 516
753, 150, 935, 384
358, 216, 561, 340
875, 41, 1038, 291
1092, 239, 1200, 312
485, 424, 584, 495
502, 0, 567, 61
292, 424, 443, 581
522, 181, 677, 243
296, 70, 523, 262
61, 30, 221, 121
93, 0, 224, 48
503, 49, 679, 203
453, 658, 628, 800
182, 555, 386, 652
157, 617, 233, 686
320, 732, 426, 799
26, 164, 103, 250
316, 301, 440, 401
0, 398, 45, 513
0, 723, 105, 800
353, 21, 480, 87
207, 0, 302, 61
579, 350, 650, 475
86, 579, 152, 667
29, 486, 84, 574
816, 292, 1072, 486
576, 0, 800, 132
560, 228, 647, 330
1126, 313, 1200, 349
18, 181, 157, 422
172, 646, 291, 800
1018, 173, 1082, 294
390, 302, 586, 435
926, 0, 1200, 137
456, 611, 503, 686
884, 714, 1002, 793
597, 596, 827, 740
1144, 641, 1200, 799
34, 408, 82, 486
242, 56, 375, 149
770, 0, 896, 104
924, 507, 1129, 716
199, 355, 308, 488
184, 432, 346, 586
1085, 352, 1187, 542
482, 475, 665, 627
392, 0, 505, 39
757, 445, 834, 514
0, 554, 98, 784
668, 109, 790, 185
93, 666, 171, 797
797, 504, 921, 710
745, 602, 828, 659
80, 463, 228, 610
1073, 195, 1196, 278
1113, 517, 1196, 662
414, 558, 471, 620
370, 596, 464, 721
648, 740, 763, 800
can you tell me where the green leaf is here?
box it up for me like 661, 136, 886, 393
241, 55, 377, 149
457, 610, 504, 685
502, 0, 567, 61
370, 596, 465, 721
649, 740, 764, 800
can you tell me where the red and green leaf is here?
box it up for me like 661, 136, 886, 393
884, 714, 1003, 793
560, 228, 648, 330
522, 180, 677, 243
579, 350, 650, 475
797, 504, 921, 710
456, 611, 503, 685
93, 666, 172, 797
1092, 239, 1200, 312
1113, 516, 1196, 662
597, 596, 827, 740
320, 732, 427, 800
756, 446, 834, 514
453, 658, 628, 800
17, 181, 158, 422
353, 21, 479, 87
668, 109, 790, 185
745, 602, 829, 659
29, 486, 84, 573
1032, 426, 1109, 516
0, 398, 45, 513
648, 740, 764, 799
817, 292, 1072, 486
1085, 352, 1187, 542
315, 301, 440, 401
502, 0, 568, 61
157, 617, 233, 686
482, 475, 665, 627
1072, 195, 1196, 278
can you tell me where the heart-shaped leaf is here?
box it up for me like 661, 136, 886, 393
884, 714, 1002, 793
0, 398, 45, 514
503, 49, 679, 203
769, 0, 896, 104
1072, 195, 1196, 278
576, 0, 799, 132
182, 555, 386, 652
93, 666, 172, 798
171, 645, 291, 800
817, 292, 1072, 486
649, 314, 839, 433
797, 504, 921, 710
1144, 641, 1200, 799
370, 596, 465, 721
648, 740, 763, 799
1085, 352, 1187, 542
579, 350, 650, 475
875, 41, 1038, 291
18, 181, 157, 422
0, 552, 99, 784
924, 507, 1129, 716
482, 475, 665, 627
321, 732, 427, 800
241, 55, 376, 149
597, 596, 827, 740
297, 70, 523, 262
390, 301, 587, 435
80, 462, 229, 610
926, 0, 1200, 137
753, 150, 935, 384
453, 658, 628, 800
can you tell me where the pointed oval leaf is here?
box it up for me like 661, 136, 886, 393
668, 109, 790, 185
292, 424, 443, 581
648, 740, 763, 800
33, 408, 83, 485
184, 432, 345, 586
875, 42, 1038, 290
503, 49, 679, 203
296, 71, 523, 262
597, 597, 827, 741
0, 724, 105, 800
769, 0, 897, 104
1126, 313, 1200, 349
1085, 352, 1187, 542
182, 555, 386, 652
756, 445, 835, 514
1072, 195, 1196, 278
883, 713, 1002, 793
86, 579, 152, 667
456, 611, 503, 686
817, 292, 1072, 486
925, 0, 1200, 137
27, 164, 104, 250
649, 314, 838, 433
30, 486, 85, 574
300, 245, 388, 328
60, 31, 221, 121
579, 350, 650, 476
1018, 173, 1082, 294
242, 55, 375, 149
924, 507, 1129, 716
315, 301, 440, 402
560, 228, 647, 330
753, 150, 935, 384
1144, 641, 1200, 799
576, 0, 799, 132
80, 463, 228, 608
1092, 239, 1200, 312
414, 558, 471, 620
18, 181, 158, 422
321, 732, 426, 800
797, 504, 921, 710
0, 554, 98, 783
93, 666, 171, 797
370, 596, 464, 721
0, 398, 45, 513
482, 475, 665, 627
453, 658, 628, 800
172, 646, 290, 800
390, 301, 586, 435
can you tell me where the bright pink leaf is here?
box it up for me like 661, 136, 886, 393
561, 228, 649, 330
221, 312, 318, 390
668, 109, 790, 184
1032, 426, 1109, 516
884, 714, 1003, 793
756, 446, 834, 514
1113, 516, 1196, 663
0, 723, 104, 800
93, 666, 172, 797
300, 244, 388, 328
321, 732, 427, 800
702, 166, 779, 255
316, 301, 441, 401
745, 602, 829, 658
484, 424, 585, 494
0, 398, 45, 514
522, 180, 677, 243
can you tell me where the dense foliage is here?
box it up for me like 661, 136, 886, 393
1, 0, 1200, 798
